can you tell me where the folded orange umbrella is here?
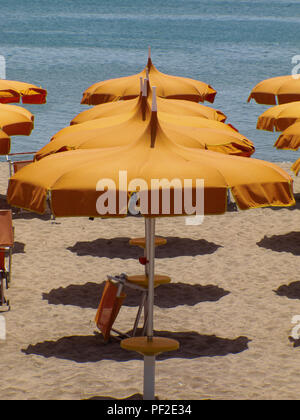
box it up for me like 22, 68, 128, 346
248, 75, 300, 105
0, 80, 47, 104
81, 50, 216, 105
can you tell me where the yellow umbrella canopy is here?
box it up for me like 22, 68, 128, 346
274, 122, 300, 151
248, 75, 300, 105
81, 53, 217, 105
0, 104, 34, 136
0, 129, 10, 155
72, 95, 226, 126
7, 107, 294, 216
0, 80, 47, 104
35, 92, 254, 160
292, 158, 300, 175
0, 104, 35, 155
257, 102, 300, 132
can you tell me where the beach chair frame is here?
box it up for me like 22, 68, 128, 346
0, 210, 14, 311
6, 151, 36, 178
106, 273, 149, 339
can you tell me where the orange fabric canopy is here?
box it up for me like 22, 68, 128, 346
35, 95, 254, 160
0, 129, 10, 155
292, 158, 300, 175
274, 122, 300, 151
0, 104, 34, 136
81, 56, 216, 105
248, 76, 300, 105
72, 96, 226, 126
257, 102, 300, 132
0, 80, 47, 104
7, 108, 294, 217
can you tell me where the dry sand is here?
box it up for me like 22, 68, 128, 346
1, 161, 300, 400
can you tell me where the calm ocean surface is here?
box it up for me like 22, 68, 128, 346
1, 0, 300, 162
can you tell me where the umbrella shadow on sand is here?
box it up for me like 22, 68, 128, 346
12, 241, 25, 254
67, 237, 222, 260
274, 281, 300, 300
257, 231, 300, 256
22, 331, 250, 363
43, 281, 230, 309
274, 281, 300, 349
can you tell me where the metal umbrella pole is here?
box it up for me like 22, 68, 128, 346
144, 216, 156, 400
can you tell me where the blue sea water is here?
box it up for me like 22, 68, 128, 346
1, 0, 300, 162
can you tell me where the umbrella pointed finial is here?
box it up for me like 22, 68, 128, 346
150, 86, 158, 148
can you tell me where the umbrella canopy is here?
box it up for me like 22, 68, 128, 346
72, 96, 226, 126
0, 104, 34, 136
292, 158, 300, 175
0, 129, 10, 155
257, 102, 300, 132
81, 52, 217, 105
8, 107, 293, 216
0, 104, 35, 155
274, 122, 300, 151
248, 75, 300, 105
35, 90, 254, 161
0, 80, 47, 104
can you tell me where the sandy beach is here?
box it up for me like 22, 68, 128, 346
1, 160, 300, 400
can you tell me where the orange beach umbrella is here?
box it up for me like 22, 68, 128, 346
81, 49, 217, 105
7, 94, 295, 400
0, 104, 34, 155
0, 80, 47, 105
248, 75, 300, 105
275, 122, 300, 151
256, 102, 300, 151
8, 94, 293, 216
73, 95, 226, 126
35, 88, 253, 161
257, 102, 300, 132
0, 104, 34, 136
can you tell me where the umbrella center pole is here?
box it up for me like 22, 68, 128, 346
145, 217, 155, 340
144, 355, 156, 400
